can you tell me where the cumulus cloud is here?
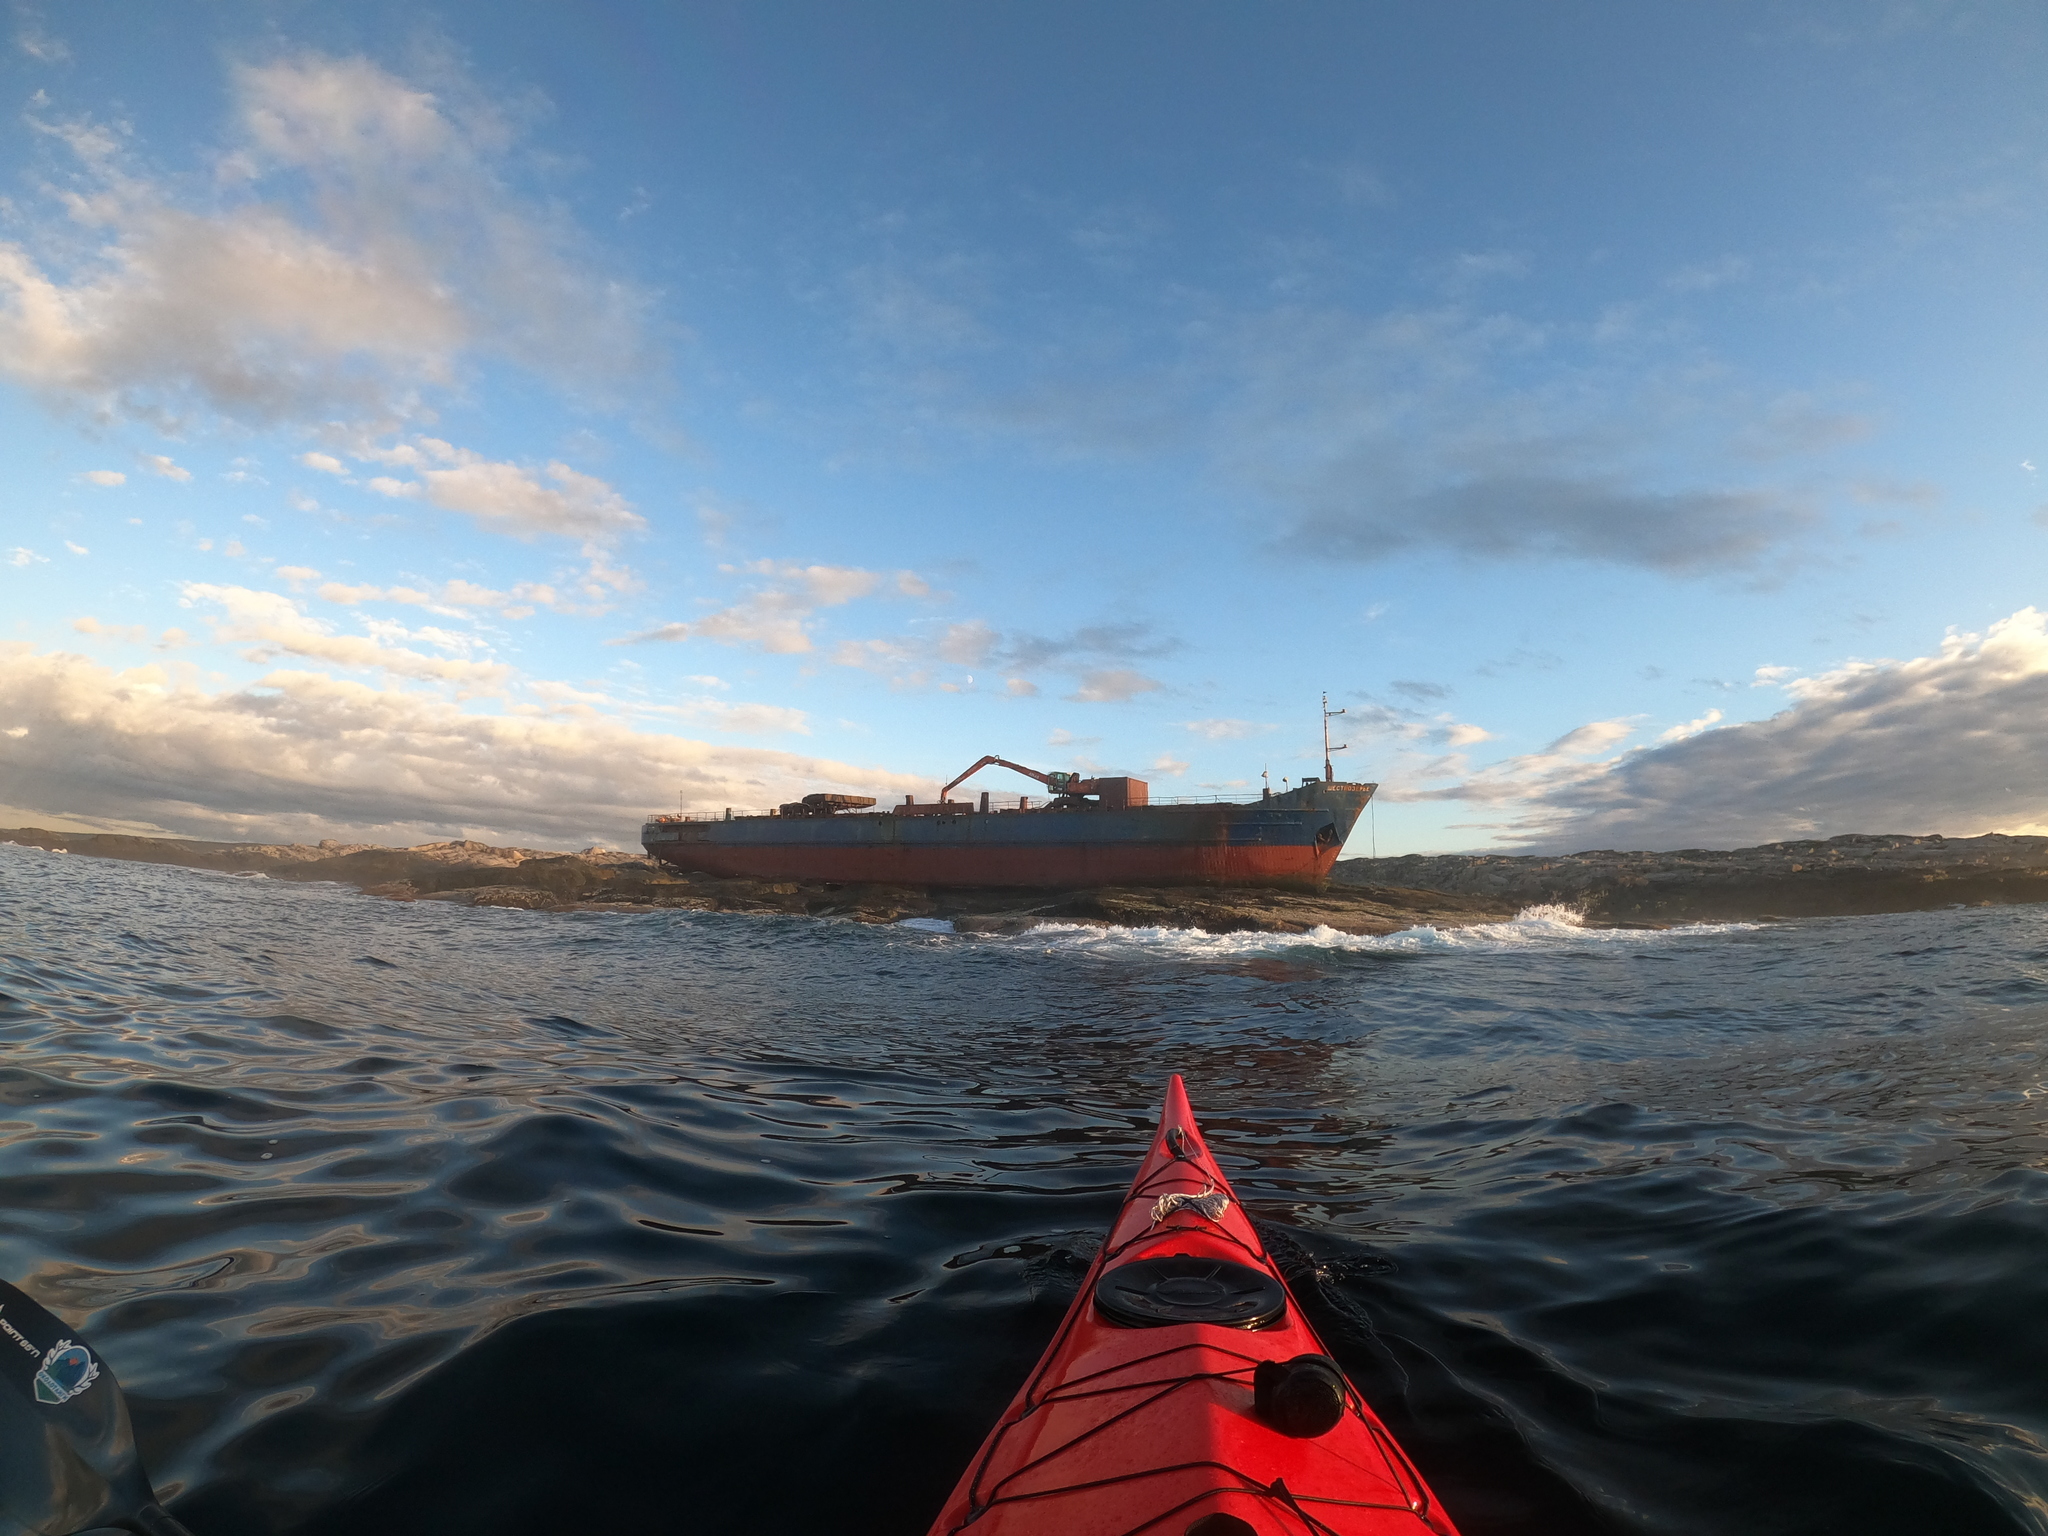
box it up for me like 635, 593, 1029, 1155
8, 548, 49, 567
0, 645, 920, 846
0, 52, 648, 433
141, 453, 190, 481
79, 469, 125, 486
1415, 609, 2048, 849
300, 451, 347, 475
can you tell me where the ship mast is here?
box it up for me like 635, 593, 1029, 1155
1321, 692, 1348, 782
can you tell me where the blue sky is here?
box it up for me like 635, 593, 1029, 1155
3, 1, 2045, 853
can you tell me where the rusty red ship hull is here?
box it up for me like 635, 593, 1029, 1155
642, 780, 1374, 889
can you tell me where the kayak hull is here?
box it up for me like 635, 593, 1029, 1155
926, 1077, 1459, 1536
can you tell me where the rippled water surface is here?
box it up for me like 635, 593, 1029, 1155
5, 842, 2048, 1534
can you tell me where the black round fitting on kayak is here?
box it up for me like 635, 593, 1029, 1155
1253, 1353, 1348, 1437
1093, 1257, 1287, 1328
1185, 1516, 1259, 1536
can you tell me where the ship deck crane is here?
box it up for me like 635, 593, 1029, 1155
940, 754, 1096, 802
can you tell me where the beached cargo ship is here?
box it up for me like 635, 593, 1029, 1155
641, 752, 1374, 890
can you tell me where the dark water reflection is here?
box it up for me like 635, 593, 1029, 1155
4, 844, 2047, 1534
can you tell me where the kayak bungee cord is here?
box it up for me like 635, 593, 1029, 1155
925, 1077, 1458, 1536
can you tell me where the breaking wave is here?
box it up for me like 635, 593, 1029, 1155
979, 903, 1759, 959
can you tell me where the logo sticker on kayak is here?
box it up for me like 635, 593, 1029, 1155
34, 1340, 100, 1404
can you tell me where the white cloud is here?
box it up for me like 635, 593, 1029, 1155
300, 451, 347, 475
741, 561, 880, 607
1546, 720, 1637, 757
17, 15, 71, 62
1753, 664, 1795, 686
387, 439, 643, 542
316, 575, 566, 621
1183, 717, 1272, 740
698, 702, 810, 736
620, 562, 896, 656
8, 548, 48, 567
64, 541, 88, 555
141, 453, 191, 481
72, 616, 144, 643
1383, 717, 1640, 812
1657, 707, 1723, 743
935, 620, 996, 667
80, 469, 125, 486
0, 53, 649, 433
0, 645, 920, 846
1151, 753, 1190, 777
178, 582, 511, 693
1066, 668, 1164, 703
823, 616, 1174, 693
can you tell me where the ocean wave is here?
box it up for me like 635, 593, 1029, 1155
1002, 903, 1760, 958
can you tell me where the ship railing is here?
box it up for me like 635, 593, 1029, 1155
646, 810, 778, 823
648, 791, 1262, 824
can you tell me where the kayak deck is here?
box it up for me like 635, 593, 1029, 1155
927, 1076, 1459, 1536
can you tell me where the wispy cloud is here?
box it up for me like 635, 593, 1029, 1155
615, 561, 907, 655
0, 52, 650, 433
178, 582, 511, 694
1183, 718, 1273, 740
1065, 668, 1163, 703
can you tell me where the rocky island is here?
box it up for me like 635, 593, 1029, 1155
11, 827, 2043, 935
0, 828, 1513, 937
1335, 833, 2048, 923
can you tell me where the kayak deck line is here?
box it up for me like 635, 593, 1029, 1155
927, 1076, 1459, 1536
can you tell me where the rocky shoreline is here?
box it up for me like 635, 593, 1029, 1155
1335, 832, 2048, 923
16, 826, 2038, 934
0, 829, 1515, 937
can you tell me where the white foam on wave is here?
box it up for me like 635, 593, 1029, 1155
894, 917, 958, 935
1003, 903, 1759, 960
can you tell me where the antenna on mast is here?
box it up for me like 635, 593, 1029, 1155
1321, 691, 1349, 782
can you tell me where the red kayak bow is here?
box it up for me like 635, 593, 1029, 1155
927, 1076, 1460, 1536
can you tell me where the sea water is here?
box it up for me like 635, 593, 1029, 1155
3, 841, 2045, 1535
